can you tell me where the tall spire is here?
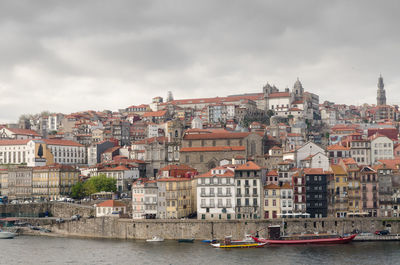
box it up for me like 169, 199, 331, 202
377, 74, 386, 106
378, 74, 384, 90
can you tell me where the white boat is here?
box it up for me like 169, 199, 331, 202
0, 230, 16, 239
146, 236, 164, 242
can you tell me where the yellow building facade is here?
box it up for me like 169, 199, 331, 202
32, 164, 80, 200
158, 178, 193, 219
263, 184, 281, 219
330, 165, 349, 218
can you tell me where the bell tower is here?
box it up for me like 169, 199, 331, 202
377, 75, 386, 106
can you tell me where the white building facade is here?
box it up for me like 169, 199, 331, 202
196, 166, 236, 220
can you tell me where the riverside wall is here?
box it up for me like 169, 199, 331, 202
0, 202, 95, 218
48, 217, 400, 240
3, 203, 400, 240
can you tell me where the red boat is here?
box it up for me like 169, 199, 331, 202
251, 225, 357, 245
252, 234, 356, 245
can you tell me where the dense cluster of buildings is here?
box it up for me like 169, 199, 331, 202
1, 75, 400, 220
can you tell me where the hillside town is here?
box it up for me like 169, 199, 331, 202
1, 75, 400, 221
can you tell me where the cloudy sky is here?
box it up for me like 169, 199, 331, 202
0, 0, 399, 123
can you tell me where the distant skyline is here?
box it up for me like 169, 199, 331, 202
1, 0, 399, 123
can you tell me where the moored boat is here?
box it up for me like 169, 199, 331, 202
146, 236, 164, 242
252, 225, 357, 245
178, 238, 194, 243
252, 234, 357, 244
211, 236, 266, 248
0, 230, 16, 239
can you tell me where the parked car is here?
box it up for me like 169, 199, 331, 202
375, 230, 390, 235
71, 214, 81, 221
56, 218, 65, 223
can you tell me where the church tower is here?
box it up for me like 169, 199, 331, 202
377, 75, 386, 106
292, 78, 304, 101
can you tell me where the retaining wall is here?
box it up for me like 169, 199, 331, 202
49, 217, 400, 240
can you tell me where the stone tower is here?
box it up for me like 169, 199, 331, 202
377, 75, 386, 106
292, 78, 304, 100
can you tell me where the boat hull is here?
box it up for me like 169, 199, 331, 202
211, 242, 267, 248
178, 239, 194, 243
252, 234, 356, 245
0, 232, 16, 239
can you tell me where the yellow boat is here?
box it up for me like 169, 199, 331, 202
211, 242, 267, 248
211, 236, 267, 248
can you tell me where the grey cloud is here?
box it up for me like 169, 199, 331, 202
0, 0, 399, 122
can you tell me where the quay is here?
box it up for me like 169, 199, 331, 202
353, 234, 400, 242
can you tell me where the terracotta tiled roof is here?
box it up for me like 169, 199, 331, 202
235, 161, 261, 171
270, 146, 281, 150
183, 131, 252, 140
134, 136, 167, 145
327, 144, 350, 151
96, 200, 126, 208
159, 94, 264, 106
287, 133, 302, 137
196, 169, 234, 178
180, 146, 245, 152
281, 182, 292, 189
103, 146, 121, 153
143, 110, 167, 117
43, 139, 84, 147
157, 177, 192, 182
342, 158, 357, 165
266, 170, 278, 176
3, 127, 40, 136
264, 183, 280, 189
377, 159, 400, 170
159, 164, 196, 171
0, 139, 30, 145
268, 92, 290, 98
330, 165, 347, 175
303, 168, 326, 175
100, 165, 129, 171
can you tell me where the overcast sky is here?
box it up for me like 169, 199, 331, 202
0, 0, 399, 123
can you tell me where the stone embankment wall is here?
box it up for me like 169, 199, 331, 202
0, 202, 95, 218
50, 218, 400, 240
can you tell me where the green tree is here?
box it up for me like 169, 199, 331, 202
38, 144, 43, 158
70, 182, 86, 199
84, 174, 117, 195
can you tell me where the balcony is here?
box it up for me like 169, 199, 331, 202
244, 193, 251, 197
200, 193, 215, 197
252, 193, 258, 197
217, 193, 232, 197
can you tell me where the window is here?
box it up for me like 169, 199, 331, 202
273, 200, 276, 206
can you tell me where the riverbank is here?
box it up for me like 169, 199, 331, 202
19, 217, 400, 241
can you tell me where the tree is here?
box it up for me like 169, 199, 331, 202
85, 174, 117, 195
69, 174, 117, 198
38, 144, 43, 158
70, 182, 85, 199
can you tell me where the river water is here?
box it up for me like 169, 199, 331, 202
1, 236, 399, 265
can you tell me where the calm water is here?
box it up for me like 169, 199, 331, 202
1, 236, 399, 265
